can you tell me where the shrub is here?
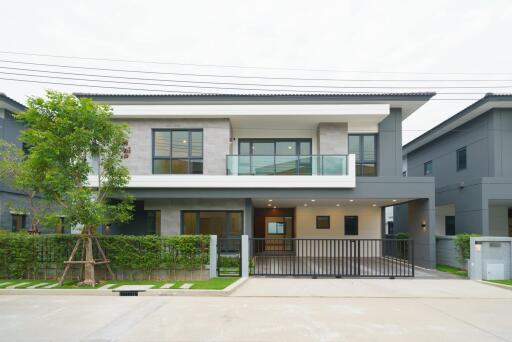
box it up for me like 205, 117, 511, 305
454, 233, 480, 262
0, 233, 209, 279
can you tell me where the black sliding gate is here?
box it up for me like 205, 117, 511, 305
250, 238, 414, 278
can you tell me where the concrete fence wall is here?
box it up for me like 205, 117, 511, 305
436, 236, 465, 269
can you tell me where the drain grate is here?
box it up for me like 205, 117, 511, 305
118, 290, 140, 296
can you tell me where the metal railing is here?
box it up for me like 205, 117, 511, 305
226, 155, 348, 176
250, 238, 414, 278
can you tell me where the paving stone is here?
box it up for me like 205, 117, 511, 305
0, 282, 12, 287
98, 284, 115, 290
180, 283, 193, 289
43, 283, 60, 289
160, 283, 175, 289
7, 282, 30, 289
27, 283, 50, 289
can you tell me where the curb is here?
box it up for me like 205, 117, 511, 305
479, 280, 512, 291
0, 278, 248, 297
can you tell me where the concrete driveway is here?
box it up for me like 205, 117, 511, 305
1, 278, 511, 342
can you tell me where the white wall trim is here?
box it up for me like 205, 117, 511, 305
111, 104, 390, 118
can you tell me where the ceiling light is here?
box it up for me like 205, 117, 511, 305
268, 199, 272, 202
304, 203, 308, 207
372, 204, 377, 207
273, 206, 277, 209
349, 199, 354, 202
267, 203, 271, 207
336, 203, 340, 207
182, 140, 187, 144
288, 146, 292, 150
311, 199, 316, 202
392, 199, 397, 202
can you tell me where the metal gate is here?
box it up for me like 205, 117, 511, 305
250, 238, 414, 278
217, 237, 242, 277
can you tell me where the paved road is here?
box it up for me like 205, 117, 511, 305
1, 278, 511, 342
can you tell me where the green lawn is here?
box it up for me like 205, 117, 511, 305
0, 277, 239, 290
486, 280, 512, 286
436, 264, 468, 277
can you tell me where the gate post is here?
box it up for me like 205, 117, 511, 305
209, 235, 218, 278
241, 235, 249, 278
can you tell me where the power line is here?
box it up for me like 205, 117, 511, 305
1, 59, 512, 82
0, 70, 497, 95
2, 65, 512, 90
0, 76, 483, 100
1, 50, 511, 76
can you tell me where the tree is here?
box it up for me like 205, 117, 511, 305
0, 140, 51, 233
16, 90, 134, 286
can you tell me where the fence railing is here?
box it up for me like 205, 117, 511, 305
250, 238, 414, 278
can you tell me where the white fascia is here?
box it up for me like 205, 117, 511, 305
110, 104, 390, 118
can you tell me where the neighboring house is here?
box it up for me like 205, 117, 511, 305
403, 93, 512, 238
0, 93, 27, 231
78, 93, 437, 268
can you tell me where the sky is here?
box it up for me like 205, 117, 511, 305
1, 0, 512, 144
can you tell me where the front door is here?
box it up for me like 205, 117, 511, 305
264, 216, 293, 252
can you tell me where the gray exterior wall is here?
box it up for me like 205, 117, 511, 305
317, 122, 348, 154
0, 109, 29, 231
117, 118, 231, 175
436, 236, 465, 269
378, 108, 403, 177
405, 108, 512, 236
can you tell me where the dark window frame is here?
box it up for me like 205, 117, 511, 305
456, 147, 467, 171
152, 129, 204, 174
267, 221, 286, 235
445, 216, 455, 236
348, 134, 378, 177
344, 215, 359, 236
11, 213, 27, 232
238, 138, 312, 156
180, 210, 244, 237
424, 160, 433, 176
316, 216, 330, 229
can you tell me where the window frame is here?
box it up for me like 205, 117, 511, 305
180, 210, 244, 237
152, 129, 204, 174
348, 134, 378, 177
238, 138, 312, 156
456, 147, 467, 171
344, 215, 359, 236
424, 160, 433, 176
316, 216, 330, 229
11, 213, 27, 232
267, 221, 286, 235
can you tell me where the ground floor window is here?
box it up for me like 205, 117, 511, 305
11, 214, 27, 232
445, 216, 455, 236
181, 210, 243, 237
344, 216, 358, 235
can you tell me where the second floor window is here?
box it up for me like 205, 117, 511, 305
456, 147, 467, 171
424, 160, 433, 176
349, 134, 377, 176
153, 129, 203, 174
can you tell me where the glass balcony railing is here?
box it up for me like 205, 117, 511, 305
226, 155, 348, 176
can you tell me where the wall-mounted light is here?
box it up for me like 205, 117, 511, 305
421, 221, 427, 231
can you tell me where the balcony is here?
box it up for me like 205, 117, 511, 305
226, 155, 348, 176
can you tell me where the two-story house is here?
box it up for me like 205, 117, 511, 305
79, 92, 437, 268
0, 93, 28, 231
404, 93, 512, 238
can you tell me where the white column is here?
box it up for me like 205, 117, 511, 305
209, 235, 218, 278
241, 235, 249, 278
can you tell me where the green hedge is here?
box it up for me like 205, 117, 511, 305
454, 233, 480, 262
0, 233, 209, 279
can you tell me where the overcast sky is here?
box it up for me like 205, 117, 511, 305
2, 0, 512, 144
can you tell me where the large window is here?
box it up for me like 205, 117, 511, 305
344, 216, 358, 235
181, 211, 243, 237
456, 147, 467, 171
349, 134, 377, 176
424, 160, 433, 176
11, 214, 27, 232
153, 129, 203, 174
238, 139, 312, 175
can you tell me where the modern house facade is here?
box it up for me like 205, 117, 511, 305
0, 93, 28, 231
79, 93, 437, 268
403, 93, 512, 238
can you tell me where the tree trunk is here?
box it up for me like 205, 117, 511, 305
82, 226, 96, 286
